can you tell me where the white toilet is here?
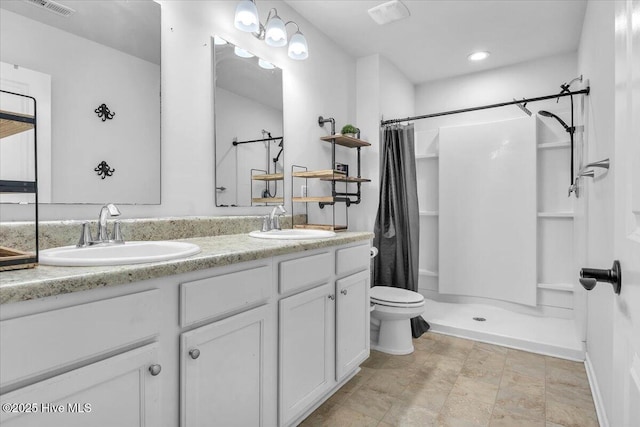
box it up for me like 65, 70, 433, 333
370, 286, 425, 355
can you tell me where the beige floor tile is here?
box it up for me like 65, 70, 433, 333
300, 404, 379, 427
460, 357, 505, 386
362, 351, 391, 369
440, 393, 493, 426
545, 397, 599, 427
342, 385, 396, 420
363, 371, 412, 398
494, 386, 545, 421
302, 337, 598, 427
489, 406, 545, 427
450, 375, 499, 405
400, 381, 453, 412
382, 400, 439, 426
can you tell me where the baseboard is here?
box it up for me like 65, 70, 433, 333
585, 352, 610, 427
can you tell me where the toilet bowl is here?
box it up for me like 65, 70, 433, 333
370, 286, 425, 355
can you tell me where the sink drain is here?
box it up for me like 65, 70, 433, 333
472, 317, 486, 322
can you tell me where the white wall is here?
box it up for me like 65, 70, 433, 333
0, 10, 161, 204
578, 0, 616, 424
2, 1, 356, 222
353, 54, 414, 232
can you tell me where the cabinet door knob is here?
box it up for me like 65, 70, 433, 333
340, 289, 348, 295
189, 349, 201, 359
328, 294, 335, 300
148, 364, 162, 376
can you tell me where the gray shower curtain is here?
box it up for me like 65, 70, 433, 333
374, 124, 430, 338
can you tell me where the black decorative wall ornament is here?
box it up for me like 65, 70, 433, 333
95, 161, 115, 179
94, 103, 115, 121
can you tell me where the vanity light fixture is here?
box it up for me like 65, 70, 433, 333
468, 51, 490, 61
234, 0, 309, 60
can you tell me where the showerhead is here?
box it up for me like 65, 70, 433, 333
538, 110, 571, 132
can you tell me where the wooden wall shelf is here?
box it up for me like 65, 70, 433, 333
294, 224, 348, 231
0, 110, 35, 139
252, 173, 284, 181
292, 170, 346, 179
320, 135, 371, 148
252, 197, 284, 204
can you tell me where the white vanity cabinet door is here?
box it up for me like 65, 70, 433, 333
180, 304, 275, 427
279, 282, 335, 426
0, 343, 161, 427
336, 270, 370, 382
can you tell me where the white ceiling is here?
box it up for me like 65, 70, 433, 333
0, 0, 160, 64
284, 0, 587, 84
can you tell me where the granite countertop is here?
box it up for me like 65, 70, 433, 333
0, 232, 373, 305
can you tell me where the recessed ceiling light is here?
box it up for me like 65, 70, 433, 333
468, 51, 490, 61
368, 0, 410, 25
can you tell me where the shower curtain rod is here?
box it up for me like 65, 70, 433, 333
232, 136, 283, 146
380, 87, 590, 126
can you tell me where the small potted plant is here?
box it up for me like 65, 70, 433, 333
341, 124, 359, 138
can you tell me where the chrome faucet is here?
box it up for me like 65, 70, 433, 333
97, 203, 121, 241
77, 203, 124, 247
261, 205, 286, 232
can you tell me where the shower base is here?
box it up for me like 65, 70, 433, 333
422, 298, 584, 361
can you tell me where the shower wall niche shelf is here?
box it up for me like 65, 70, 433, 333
291, 116, 371, 231
0, 91, 39, 271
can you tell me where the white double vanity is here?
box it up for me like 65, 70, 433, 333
0, 230, 372, 427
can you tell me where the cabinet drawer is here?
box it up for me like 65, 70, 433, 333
0, 290, 159, 388
279, 252, 332, 294
181, 264, 271, 327
336, 244, 370, 276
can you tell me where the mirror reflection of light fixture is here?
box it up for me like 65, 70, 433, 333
258, 58, 276, 70
234, 46, 254, 58
234, 0, 309, 60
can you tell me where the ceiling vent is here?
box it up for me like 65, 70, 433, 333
21, 0, 76, 17
368, 0, 410, 25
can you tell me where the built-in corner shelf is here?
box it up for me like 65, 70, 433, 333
294, 224, 347, 231
419, 269, 439, 277
251, 173, 284, 181
419, 211, 439, 217
251, 197, 284, 204
537, 141, 571, 150
537, 283, 574, 292
537, 212, 574, 218
320, 134, 371, 148
416, 153, 439, 160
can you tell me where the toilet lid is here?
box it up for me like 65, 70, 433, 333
370, 286, 424, 305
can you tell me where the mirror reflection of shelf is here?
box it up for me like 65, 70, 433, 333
293, 223, 347, 231
320, 135, 371, 148
251, 173, 284, 181
320, 176, 371, 183
292, 169, 346, 179
292, 196, 335, 203
252, 197, 284, 204
0, 110, 35, 139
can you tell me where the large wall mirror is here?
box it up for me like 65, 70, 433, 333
214, 37, 284, 207
0, 0, 160, 204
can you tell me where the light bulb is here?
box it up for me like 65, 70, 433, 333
234, 0, 259, 33
288, 31, 308, 60
468, 51, 490, 61
265, 14, 287, 47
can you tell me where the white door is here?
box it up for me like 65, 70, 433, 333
279, 282, 335, 426
180, 304, 275, 427
336, 270, 370, 382
612, 1, 640, 425
0, 344, 161, 427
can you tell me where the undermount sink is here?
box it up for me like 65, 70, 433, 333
248, 229, 337, 240
39, 241, 201, 267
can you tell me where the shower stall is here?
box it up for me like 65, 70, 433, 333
383, 80, 590, 360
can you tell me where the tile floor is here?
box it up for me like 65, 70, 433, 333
301, 333, 598, 427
